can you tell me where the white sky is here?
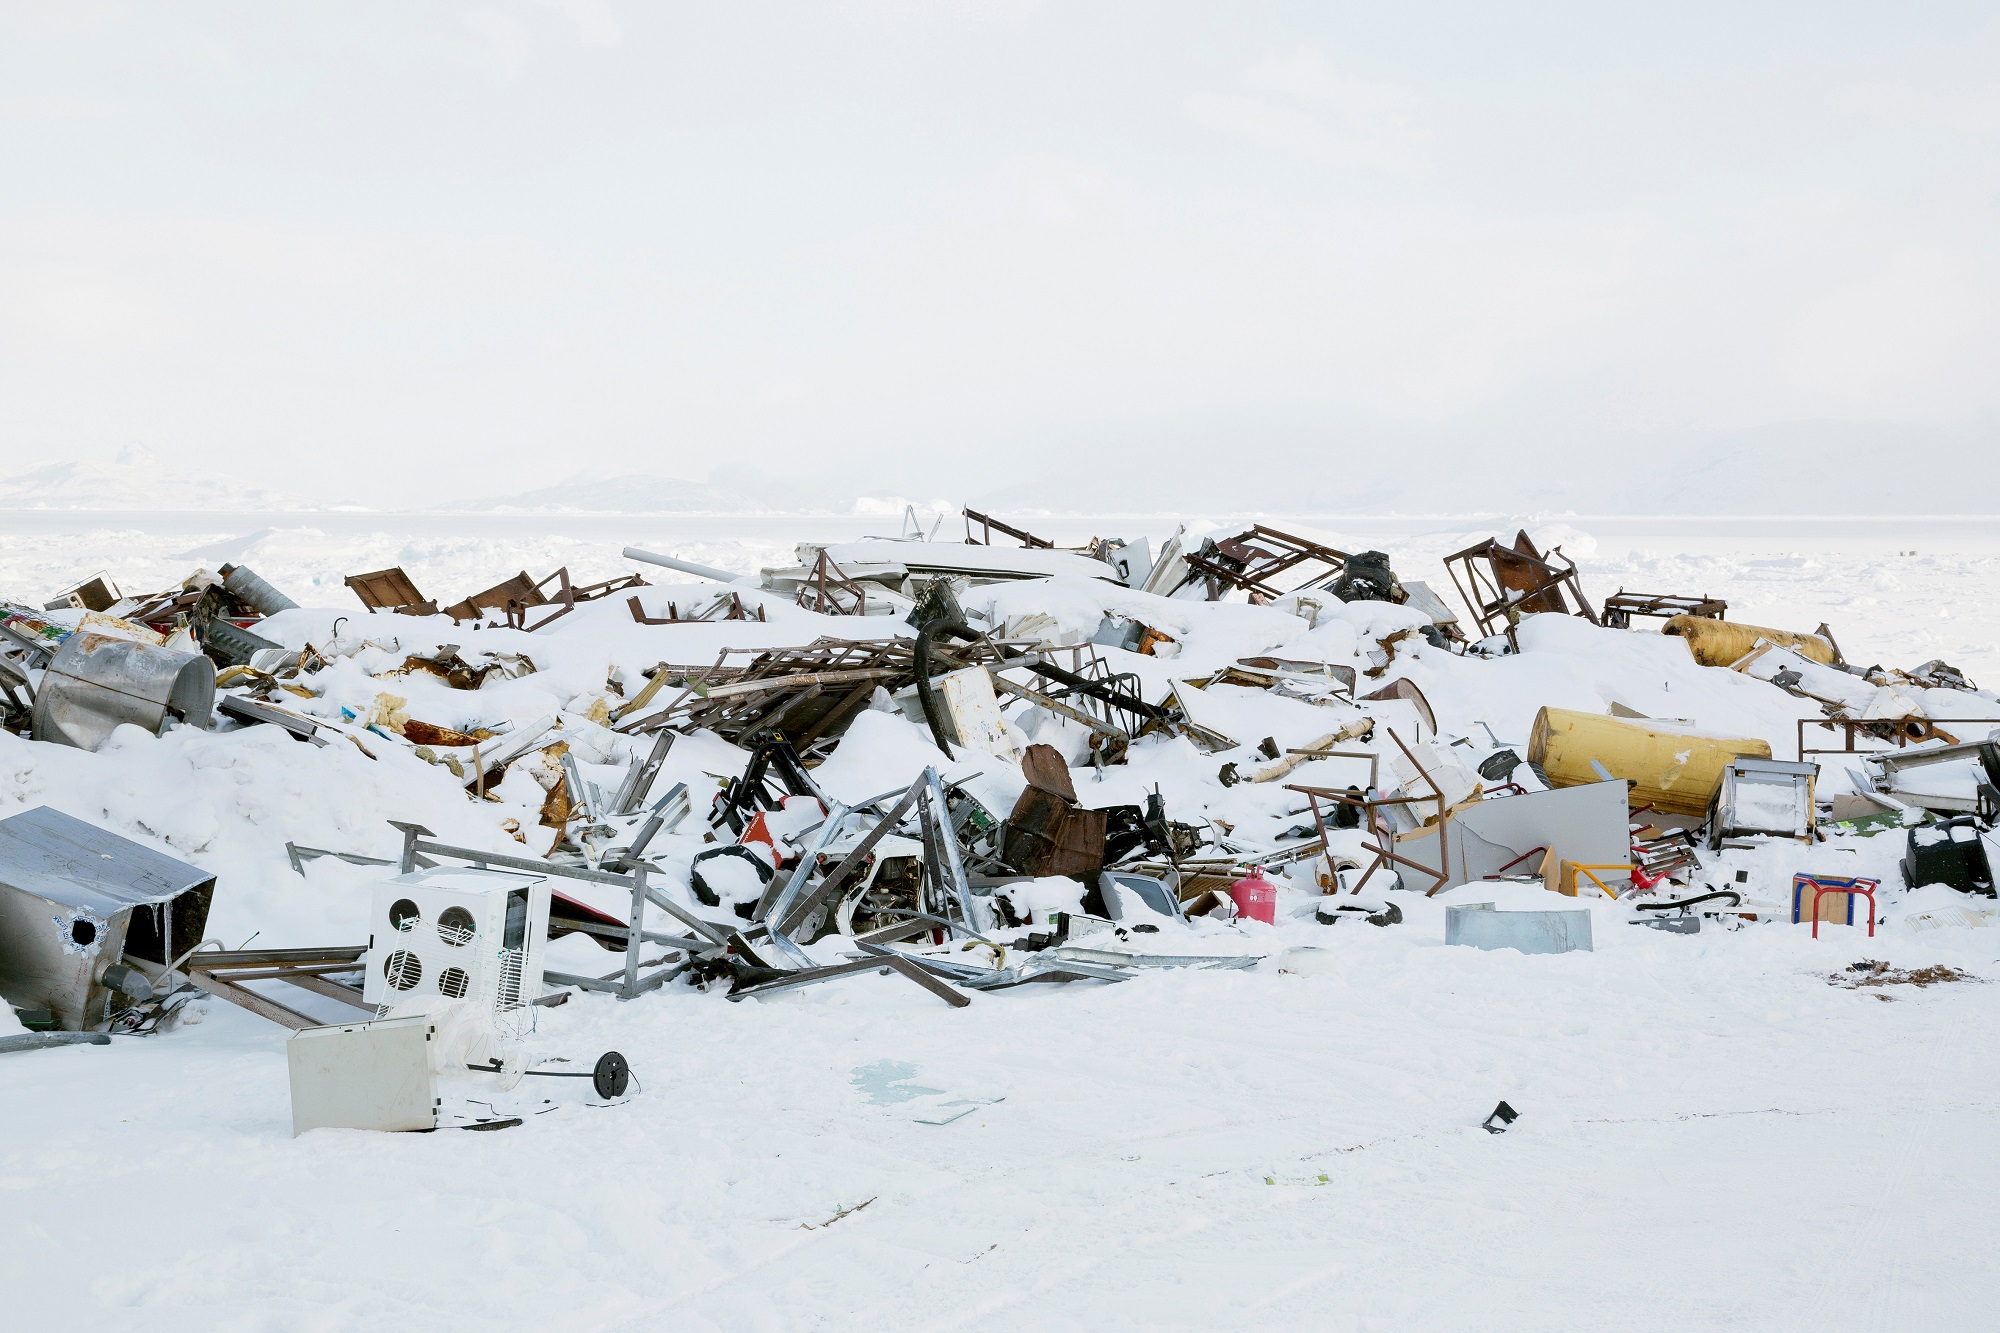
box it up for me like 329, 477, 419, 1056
2, 1, 1997, 505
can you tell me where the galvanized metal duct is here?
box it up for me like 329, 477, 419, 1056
30, 632, 216, 751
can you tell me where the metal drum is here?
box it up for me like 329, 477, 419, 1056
30, 632, 216, 751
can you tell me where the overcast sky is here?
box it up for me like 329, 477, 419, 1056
2, 2, 1996, 505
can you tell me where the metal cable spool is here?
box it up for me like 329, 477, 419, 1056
592, 1051, 631, 1099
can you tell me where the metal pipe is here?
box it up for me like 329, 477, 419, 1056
202, 618, 283, 667
0, 1032, 112, 1055
622, 547, 741, 583
218, 564, 299, 615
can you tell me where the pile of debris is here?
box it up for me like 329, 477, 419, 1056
6, 507, 1998, 1133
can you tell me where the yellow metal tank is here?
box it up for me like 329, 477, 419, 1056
1662, 616, 1837, 667
1527, 706, 1772, 816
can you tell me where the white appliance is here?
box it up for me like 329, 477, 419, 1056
364, 867, 550, 1022
287, 1013, 438, 1136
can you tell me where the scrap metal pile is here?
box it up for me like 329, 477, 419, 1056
5, 510, 1998, 1119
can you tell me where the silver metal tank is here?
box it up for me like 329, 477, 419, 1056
30, 632, 216, 751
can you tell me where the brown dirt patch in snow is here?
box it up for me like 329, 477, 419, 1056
1830, 960, 1982, 998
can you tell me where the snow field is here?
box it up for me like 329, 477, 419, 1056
2, 511, 1997, 1330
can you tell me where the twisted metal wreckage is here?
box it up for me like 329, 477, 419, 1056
4, 510, 1998, 1063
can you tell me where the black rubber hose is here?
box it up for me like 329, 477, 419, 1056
913, 618, 965, 753
1634, 890, 1743, 912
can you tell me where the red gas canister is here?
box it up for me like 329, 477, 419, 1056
1228, 866, 1277, 925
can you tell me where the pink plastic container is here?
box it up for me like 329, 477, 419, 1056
1228, 866, 1277, 925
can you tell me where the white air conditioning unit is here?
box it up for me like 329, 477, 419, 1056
364, 868, 550, 1021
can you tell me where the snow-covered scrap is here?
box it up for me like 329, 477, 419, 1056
2, 511, 1998, 1111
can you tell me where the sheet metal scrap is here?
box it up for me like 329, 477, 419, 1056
694, 771, 978, 1005
344, 566, 437, 616
1000, 744, 1108, 879
1601, 590, 1727, 629
1443, 530, 1598, 646
106, 573, 276, 637
1904, 660, 1984, 694
441, 570, 540, 625
1180, 525, 1351, 602
44, 574, 120, 613
397, 645, 536, 690
0, 806, 217, 1032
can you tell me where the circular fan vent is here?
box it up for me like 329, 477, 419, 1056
437, 906, 476, 946
383, 949, 422, 990
437, 966, 471, 999
388, 899, 421, 932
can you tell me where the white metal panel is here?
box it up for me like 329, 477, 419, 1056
287, 1015, 438, 1135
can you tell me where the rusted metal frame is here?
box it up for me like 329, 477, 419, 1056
183, 945, 367, 969
792, 681, 880, 748
1486, 845, 1549, 878
1796, 715, 2000, 760
276, 972, 375, 1011
738, 682, 824, 747
186, 956, 374, 1008
1601, 590, 1727, 629
198, 961, 361, 982
696, 667, 901, 701
1443, 540, 1591, 646
797, 551, 870, 616
506, 568, 576, 632
572, 572, 647, 601
344, 567, 430, 614
182, 969, 323, 1030
1288, 770, 1447, 896
1381, 726, 1454, 894
1508, 540, 1596, 633
962, 507, 1054, 549
445, 570, 542, 625
190, 956, 373, 1014
616, 649, 734, 727
1181, 525, 1351, 601
622, 635, 1007, 738
665, 642, 903, 733
628, 596, 678, 625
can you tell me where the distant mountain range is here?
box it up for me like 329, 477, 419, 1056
0, 451, 323, 512
2, 423, 1993, 516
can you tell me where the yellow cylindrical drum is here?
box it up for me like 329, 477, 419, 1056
1662, 616, 1836, 667
1527, 706, 1772, 816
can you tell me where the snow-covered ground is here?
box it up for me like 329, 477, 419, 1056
4, 511, 1998, 1332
